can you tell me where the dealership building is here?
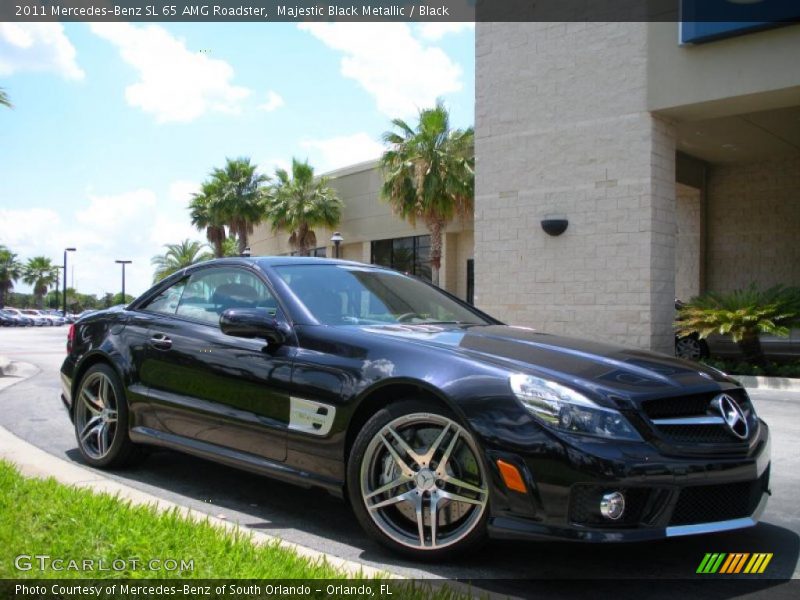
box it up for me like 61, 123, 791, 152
251, 20, 800, 354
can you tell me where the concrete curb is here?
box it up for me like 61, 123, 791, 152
0, 425, 400, 580
740, 375, 800, 392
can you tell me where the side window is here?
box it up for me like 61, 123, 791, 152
141, 279, 187, 315
176, 268, 277, 326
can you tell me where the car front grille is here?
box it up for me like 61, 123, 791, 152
642, 390, 756, 446
668, 470, 769, 526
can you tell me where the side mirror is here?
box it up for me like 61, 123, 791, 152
219, 308, 287, 345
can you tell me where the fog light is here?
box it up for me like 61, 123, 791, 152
600, 491, 625, 520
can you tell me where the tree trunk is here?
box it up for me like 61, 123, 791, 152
207, 225, 226, 258
427, 217, 444, 287
297, 223, 310, 256
0, 285, 6, 309
738, 330, 767, 366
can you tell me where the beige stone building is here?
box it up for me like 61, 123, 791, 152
476, 21, 800, 354
252, 21, 799, 355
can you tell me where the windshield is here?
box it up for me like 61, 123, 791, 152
274, 264, 490, 326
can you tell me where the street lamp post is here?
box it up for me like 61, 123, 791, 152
115, 260, 132, 302
62, 248, 75, 316
330, 232, 344, 259
53, 266, 63, 309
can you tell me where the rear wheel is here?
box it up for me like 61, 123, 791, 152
74, 364, 144, 468
347, 399, 489, 559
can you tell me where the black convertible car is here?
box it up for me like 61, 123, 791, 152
61, 257, 771, 558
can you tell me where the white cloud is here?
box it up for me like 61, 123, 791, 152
301, 133, 384, 173
415, 23, 475, 41
298, 23, 462, 118
258, 90, 284, 112
258, 157, 291, 176
168, 180, 199, 205
0, 23, 84, 80
0, 183, 207, 298
88, 23, 251, 123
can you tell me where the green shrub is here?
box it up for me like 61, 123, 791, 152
676, 284, 800, 366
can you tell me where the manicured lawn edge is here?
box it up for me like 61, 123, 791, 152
0, 459, 348, 580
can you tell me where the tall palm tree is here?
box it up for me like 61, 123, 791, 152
265, 158, 342, 256
0, 88, 11, 109
0, 245, 22, 308
22, 256, 59, 308
151, 240, 213, 282
189, 183, 228, 258
210, 158, 270, 254
380, 101, 474, 286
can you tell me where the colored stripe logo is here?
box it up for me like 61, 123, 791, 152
697, 553, 773, 574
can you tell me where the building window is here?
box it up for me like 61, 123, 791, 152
371, 235, 431, 281
289, 247, 327, 257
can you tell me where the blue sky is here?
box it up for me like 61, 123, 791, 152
0, 22, 474, 296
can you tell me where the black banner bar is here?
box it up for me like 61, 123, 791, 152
3, 0, 800, 23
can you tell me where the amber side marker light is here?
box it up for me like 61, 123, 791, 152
497, 459, 527, 493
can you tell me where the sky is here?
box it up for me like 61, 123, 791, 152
0, 21, 474, 297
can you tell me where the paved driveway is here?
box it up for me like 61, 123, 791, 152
1, 327, 798, 594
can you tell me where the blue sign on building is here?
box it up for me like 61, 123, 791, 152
680, 0, 800, 44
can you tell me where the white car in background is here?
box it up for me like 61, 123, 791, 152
20, 309, 51, 326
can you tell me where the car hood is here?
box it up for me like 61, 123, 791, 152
358, 323, 736, 402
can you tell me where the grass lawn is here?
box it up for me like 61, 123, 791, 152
0, 461, 480, 598
0, 459, 347, 579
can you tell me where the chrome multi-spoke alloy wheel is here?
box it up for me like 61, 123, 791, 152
359, 412, 488, 551
75, 370, 119, 460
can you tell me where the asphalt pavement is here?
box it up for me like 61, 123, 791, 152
1, 326, 798, 594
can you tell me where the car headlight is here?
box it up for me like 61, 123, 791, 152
509, 373, 642, 441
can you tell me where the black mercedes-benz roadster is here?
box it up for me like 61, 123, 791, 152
61, 257, 771, 558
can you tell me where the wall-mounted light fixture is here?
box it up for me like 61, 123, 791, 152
541, 218, 569, 237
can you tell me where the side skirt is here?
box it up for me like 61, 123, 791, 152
129, 426, 344, 496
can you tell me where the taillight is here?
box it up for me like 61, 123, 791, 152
67, 324, 75, 354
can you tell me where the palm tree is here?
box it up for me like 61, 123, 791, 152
264, 158, 342, 256
22, 256, 59, 308
0, 88, 11, 109
189, 183, 228, 258
0, 245, 22, 308
210, 157, 270, 255
220, 237, 240, 257
151, 239, 213, 282
380, 101, 474, 286
676, 284, 800, 365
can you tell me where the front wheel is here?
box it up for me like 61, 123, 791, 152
347, 400, 490, 559
675, 335, 708, 361
74, 363, 144, 468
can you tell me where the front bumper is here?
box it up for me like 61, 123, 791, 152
485, 421, 771, 543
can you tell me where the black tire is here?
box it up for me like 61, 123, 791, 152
675, 335, 708, 361
347, 398, 489, 560
73, 363, 145, 468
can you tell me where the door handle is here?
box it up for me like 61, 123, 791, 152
149, 333, 173, 350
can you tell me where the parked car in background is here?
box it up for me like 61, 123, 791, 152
20, 309, 50, 326
40, 310, 66, 326
675, 300, 800, 362
2, 308, 34, 326
0, 311, 15, 326
62, 257, 770, 558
